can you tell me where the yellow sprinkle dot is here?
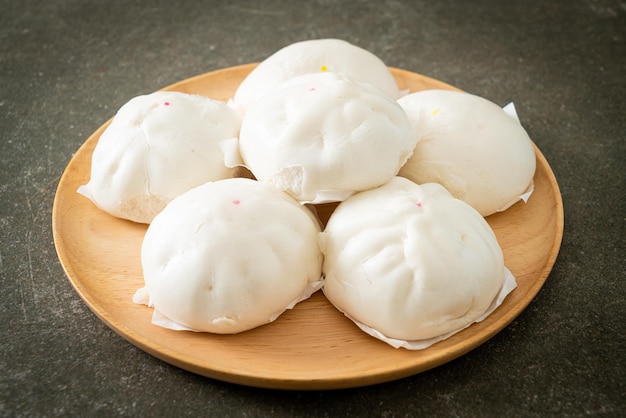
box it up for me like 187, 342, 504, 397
432, 108, 440, 115
320, 65, 328, 72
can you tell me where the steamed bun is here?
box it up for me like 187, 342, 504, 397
239, 72, 416, 203
398, 89, 536, 216
78, 91, 242, 223
232, 38, 400, 115
321, 177, 505, 341
137, 177, 323, 334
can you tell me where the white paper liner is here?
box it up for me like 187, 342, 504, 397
76, 183, 90, 198
132, 279, 324, 333
492, 101, 535, 212
76, 184, 93, 203
495, 180, 534, 213
336, 267, 518, 350
231, 161, 358, 204
502, 101, 518, 120
301, 189, 355, 205
219, 136, 243, 168
76, 182, 115, 217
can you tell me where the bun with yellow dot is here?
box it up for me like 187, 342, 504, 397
232, 38, 401, 116
398, 89, 536, 217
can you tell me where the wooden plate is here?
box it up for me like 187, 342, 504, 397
52, 64, 564, 390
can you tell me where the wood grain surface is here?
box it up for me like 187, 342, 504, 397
52, 64, 564, 390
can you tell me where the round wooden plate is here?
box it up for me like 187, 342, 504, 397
52, 64, 564, 390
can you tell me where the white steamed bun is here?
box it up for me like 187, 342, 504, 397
136, 177, 323, 334
398, 89, 536, 216
78, 91, 242, 223
232, 38, 400, 115
321, 177, 505, 341
239, 71, 416, 203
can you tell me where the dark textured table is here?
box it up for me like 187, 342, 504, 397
2, 1, 624, 416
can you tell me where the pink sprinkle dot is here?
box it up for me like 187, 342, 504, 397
309, 87, 316, 91
232, 199, 240, 205
164, 101, 170, 106
416, 201, 423, 207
